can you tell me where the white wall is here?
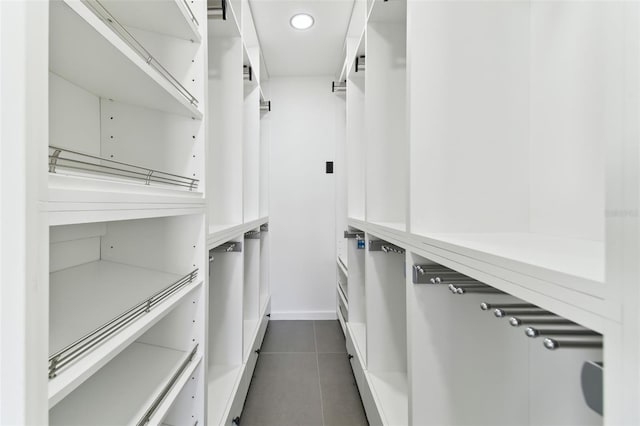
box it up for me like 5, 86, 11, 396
269, 76, 342, 320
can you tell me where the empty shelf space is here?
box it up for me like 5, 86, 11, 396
421, 233, 604, 292
207, 364, 243, 425
99, 0, 201, 42
50, 1, 202, 119
50, 342, 200, 425
368, 371, 408, 426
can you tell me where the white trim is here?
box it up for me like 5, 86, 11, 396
269, 310, 337, 321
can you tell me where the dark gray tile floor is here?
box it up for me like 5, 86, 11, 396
241, 320, 369, 426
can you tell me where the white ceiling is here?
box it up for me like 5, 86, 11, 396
249, 0, 354, 77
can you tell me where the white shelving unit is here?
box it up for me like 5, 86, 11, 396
335, 0, 637, 424
206, 1, 270, 423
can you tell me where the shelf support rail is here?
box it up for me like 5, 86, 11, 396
137, 343, 200, 426
82, 0, 200, 107
48, 269, 199, 379
48, 146, 199, 191
245, 230, 261, 239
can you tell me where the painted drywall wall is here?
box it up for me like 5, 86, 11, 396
268, 76, 344, 319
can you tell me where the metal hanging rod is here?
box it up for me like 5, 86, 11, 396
494, 308, 551, 318
244, 65, 253, 81
207, 0, 227, 20
260, 223, 269, 232
509, 317, 575, 327
83, 0, 199, 106
332, 81, 347, 93
544, 338, 603, 351
344, 230, 364, 239
137, 344, 199, 426
450, 285, 504, 295
48, 146, 199, 191
369, 240, 405, 254
525, 327, 601, 338
260, 99, 271, 112
212, 242, 242, 252
480, 303, 535, 311
355, 55, 365, 72
245, 230, 261, 239
412, 264, 473, 284
48, 269, 199, 379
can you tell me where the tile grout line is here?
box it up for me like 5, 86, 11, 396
313, 322, 326, 426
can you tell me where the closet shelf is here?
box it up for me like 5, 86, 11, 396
207, 364, 243, 426
420, 233, 604, 294
348, 322, 367, 362
338, 256, 348, 276
99, 0, 201, 42
49, 146, 199, 192
49, 260, 199, 399
51, 0, 202, 119
50, 342, 201, 426
368, 372, 408, 426
207, 217, 269, 249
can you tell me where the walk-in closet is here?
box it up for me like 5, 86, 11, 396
1, 0, 639, 425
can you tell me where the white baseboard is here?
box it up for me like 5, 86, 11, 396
270, 310, 337, 320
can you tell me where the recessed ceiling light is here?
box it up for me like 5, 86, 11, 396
290, 13, 314, 30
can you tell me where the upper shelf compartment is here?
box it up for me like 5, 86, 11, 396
50, 0, 202, 119
99, 0, 201, 43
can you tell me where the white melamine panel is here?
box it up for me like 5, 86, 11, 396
269, 77, 339, 319
49, 237, 101, 272
100, 99, 204, 187
208, 246, 243, 368
243, 84, 261, 222
100, 214, 205, 275
243, 236, 260, 360
365, 238, 406, 375
162, 361, 203, 426
408, 1, 529, 234
260, 94, 271, 218
49, 73, 100, 155
260, 231, 270, 313
529, 1, 623, 242
99, 0, 202, 42
50, 0, 202, 118
365, 20, 406, 229
208, 35, 244, 230
49, 342, 197, 425
368, 372, 407, 426
346, 67, 365, 220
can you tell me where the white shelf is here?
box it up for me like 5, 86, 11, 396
207, 217, 268, 249
368, 371, 408, 426
50, 1, 202, 119
50, 260, 190, 354
420, 232, 604, 296
207, 365, 243, 426
49, 260, 201, 406
100, 0, 201, 42
50, 342, 200, 425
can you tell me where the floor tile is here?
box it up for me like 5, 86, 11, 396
241, 353, 324, 426
261, 320, 316, 353
314, 320, 346, 353
318, 354, 368, 426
